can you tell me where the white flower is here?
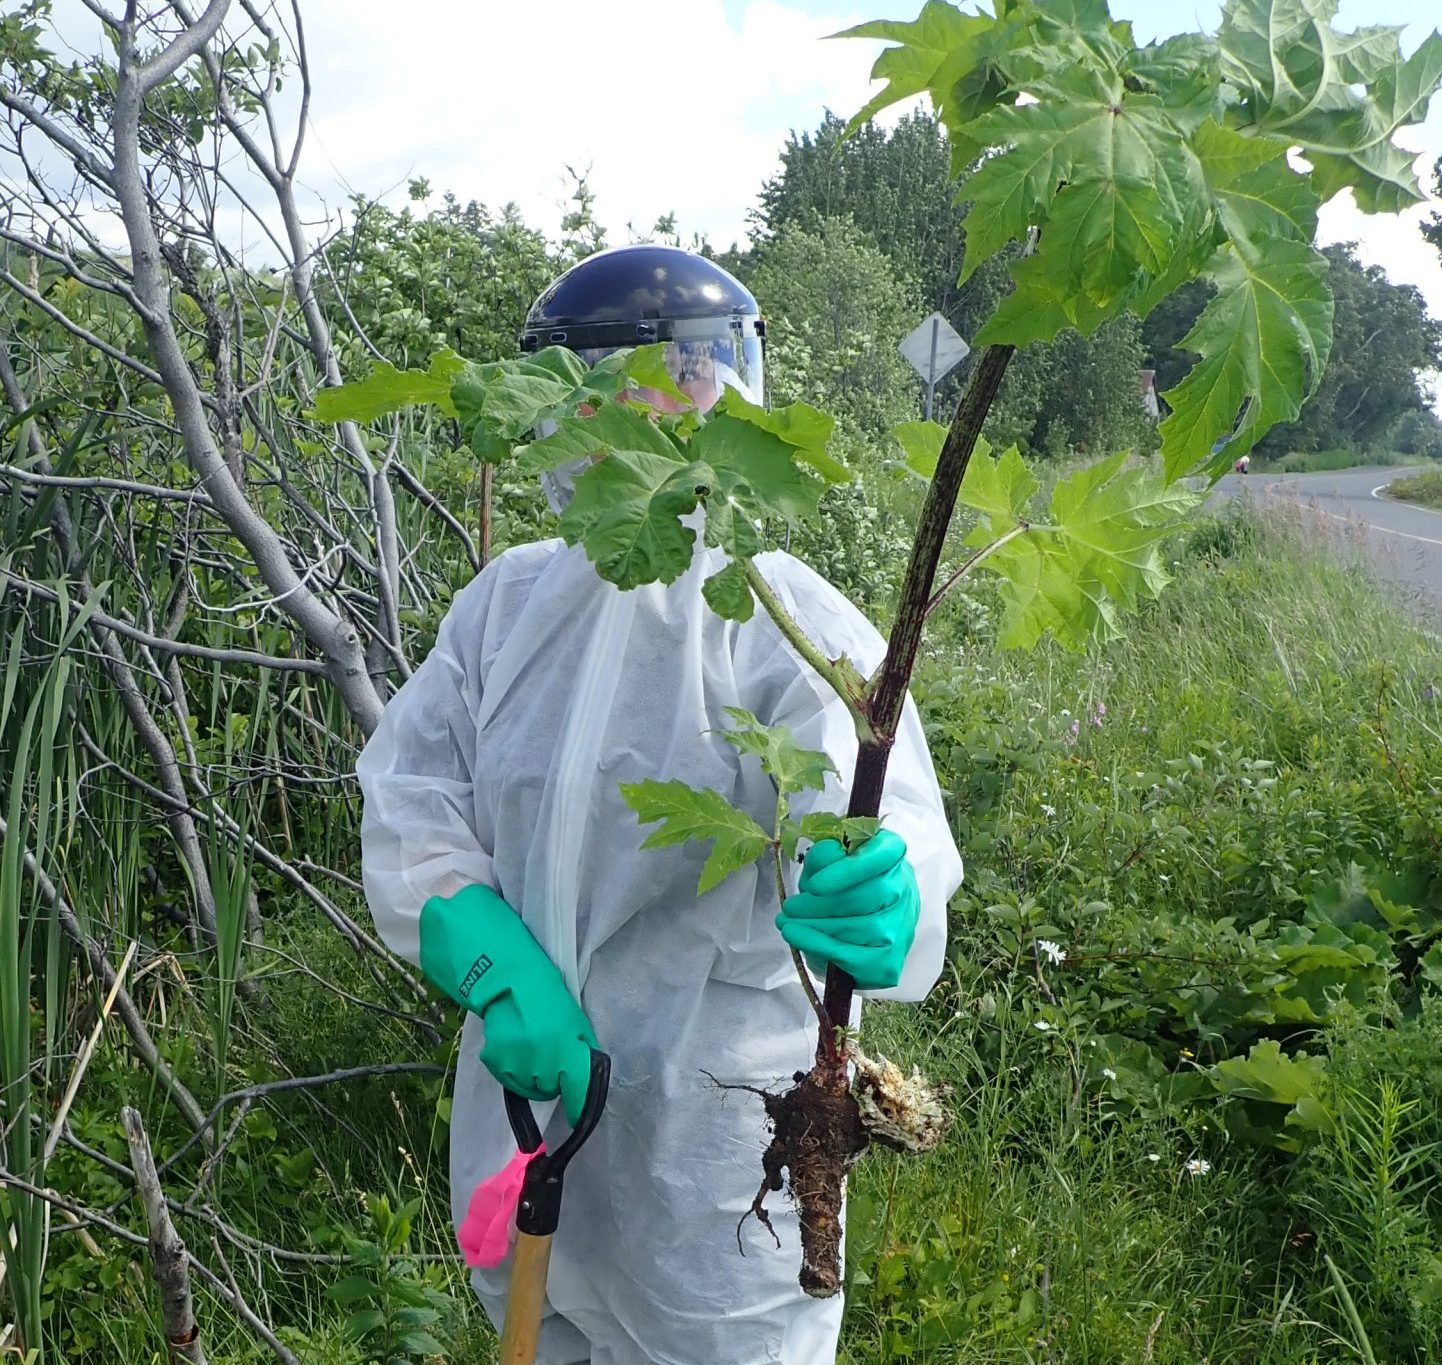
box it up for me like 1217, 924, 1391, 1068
1102, 1067, 1117, 1081
1036, 938, 1065, 965
1033, 1020, 1053, 1032
1145, 1153, 1161, 1163
1185, 1158, 1212, 1177
1040, 803, 1057, 818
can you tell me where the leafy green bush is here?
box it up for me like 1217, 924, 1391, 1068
914, 504, 1442, 1150
1387, 409, 1442, 460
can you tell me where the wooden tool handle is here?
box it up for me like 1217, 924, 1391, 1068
499, 1231, 553, 1365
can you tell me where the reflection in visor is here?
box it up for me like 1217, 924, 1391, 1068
664, 333, 764, 411
568, 326, 764, 414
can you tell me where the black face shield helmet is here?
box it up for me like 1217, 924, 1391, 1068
519, 244, 765, 412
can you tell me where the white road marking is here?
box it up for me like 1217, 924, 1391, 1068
1260, 476, 1442, 548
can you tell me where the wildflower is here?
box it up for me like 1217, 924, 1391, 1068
1040, 803, 1056, 818
1066, 718, 1081, 744
1090, 701, 1107, 728
1102, 1067, 1117, 1081
1181, 1047, 1194, 1059
1036, 938, 1065, 966
1145, 1153, 1161, 1163
1033, 1020, 1053, 1032
1185, 1158, 1212, 1177
1159, 874, 1171, 884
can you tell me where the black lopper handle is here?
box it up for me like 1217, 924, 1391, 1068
503, 1049, 610, 1237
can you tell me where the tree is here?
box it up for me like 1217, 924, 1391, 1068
986, 315, 1156, 458
320, 182, 555, 372
748, 217, 922, 443
751, 110, 1011, 348
753, 110, 1156, 460
0, 6, 485, 1355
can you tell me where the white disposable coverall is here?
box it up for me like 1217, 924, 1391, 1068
357, 529, 963, 1364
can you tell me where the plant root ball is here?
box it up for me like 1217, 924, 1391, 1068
753, 1068, 868, 1299
736, 1052, 951, 1298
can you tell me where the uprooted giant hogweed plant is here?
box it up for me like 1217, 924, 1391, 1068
321, 0, 1442, 1298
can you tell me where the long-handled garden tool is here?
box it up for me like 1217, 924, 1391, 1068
498, 1049, 610, 1365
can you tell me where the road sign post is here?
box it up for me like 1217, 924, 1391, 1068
899, 311, 969, 422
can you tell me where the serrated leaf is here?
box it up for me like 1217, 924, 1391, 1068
958, 439, 1038, 525
1123, 33, 1223, 133
711, 392, 848, 485
618, 342, 692, 406
620, 779, 771, 895
691, 412, 827, 556
515, 402, 679, 474
973, 453, 1198, 649
1218, 0, 1442, 212
956, 64, 1206, 302
1192, 119, 1319, 250
558, 448, 701, 588
798, 813, 884, 847
702, 561, 755, 622
452, 350, 589, 443
1209, 1038, 1328, 1106
311, 350, 464, 423
891, 419, 949, 480
1158, 239, 1333, 479
718, 707, 837, 801
835, 1, 996, 131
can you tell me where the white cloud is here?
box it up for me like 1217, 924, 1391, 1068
298, 0, 884, 249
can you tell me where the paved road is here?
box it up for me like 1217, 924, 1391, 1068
1214, 464, 1442, 618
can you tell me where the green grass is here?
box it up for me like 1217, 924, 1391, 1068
1262, 447, 1423, 474
842, 501, 1442, 1362
1385, 467, 1442, 509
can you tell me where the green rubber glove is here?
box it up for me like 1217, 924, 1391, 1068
419, 884, 597, 1124
776, 830, 921, 992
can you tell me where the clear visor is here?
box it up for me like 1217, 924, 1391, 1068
572, 319, 764, 414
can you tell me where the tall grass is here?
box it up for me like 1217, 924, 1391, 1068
0, 589, 99, 1361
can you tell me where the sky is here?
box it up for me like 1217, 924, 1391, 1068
44, 0, 1442, 390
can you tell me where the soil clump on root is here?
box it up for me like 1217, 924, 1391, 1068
749, 1068, 868, 1298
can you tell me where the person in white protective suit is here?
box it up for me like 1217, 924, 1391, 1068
357, 244, 964, 1365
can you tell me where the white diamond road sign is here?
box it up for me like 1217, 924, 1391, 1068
898, 311, 970, 385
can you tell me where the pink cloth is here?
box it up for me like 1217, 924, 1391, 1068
457, 1145, 546, 1268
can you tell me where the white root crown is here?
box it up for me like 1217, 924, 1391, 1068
851, 1047, 951, 1154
